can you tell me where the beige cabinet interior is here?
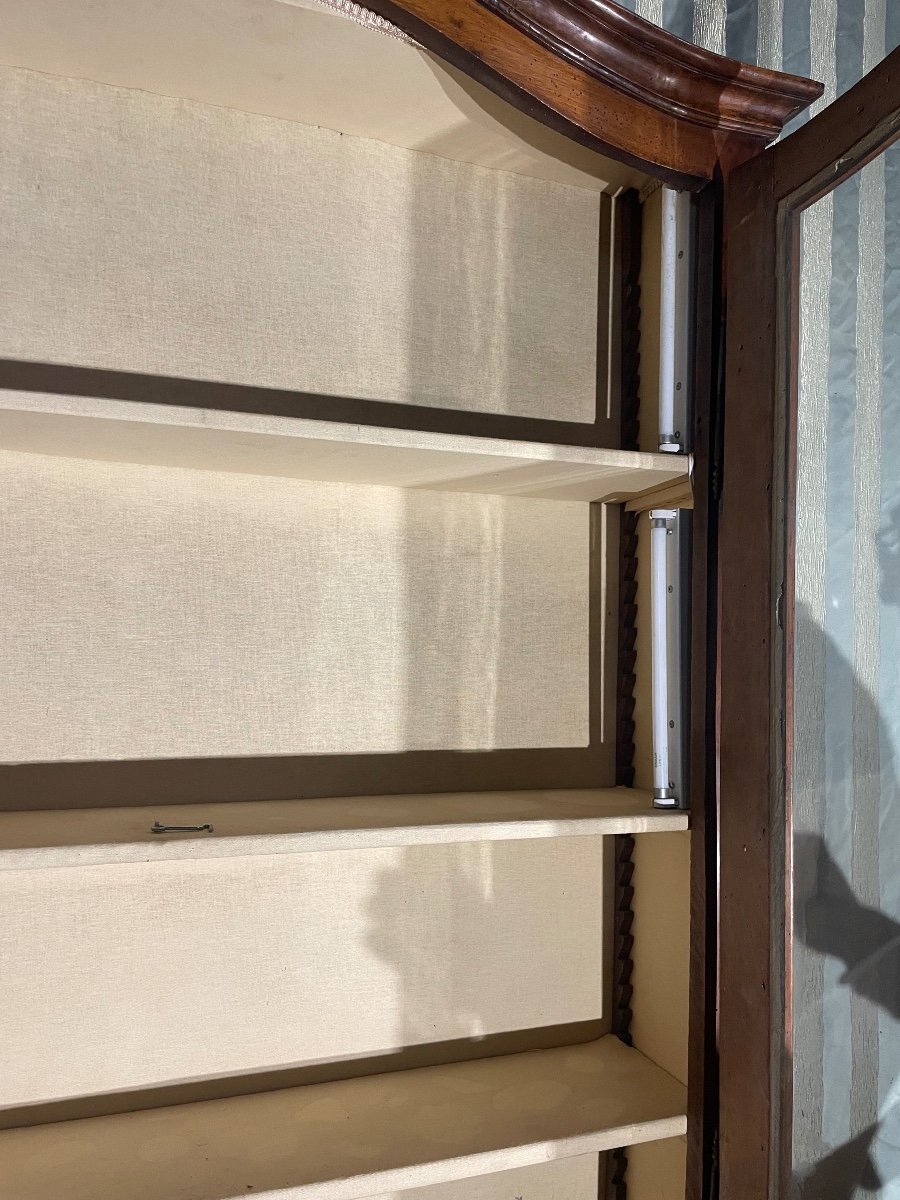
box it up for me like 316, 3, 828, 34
0, 442, 692, 1198
1, 1040, 686, 1200
0, 66, 602, 423
0, 46, 692, 1200
2, 838, 608, 1113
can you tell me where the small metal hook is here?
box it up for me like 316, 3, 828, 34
150, 821, 214, 834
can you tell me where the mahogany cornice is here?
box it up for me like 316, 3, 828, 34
482, 0, 822, 138
366, 0, 823, 187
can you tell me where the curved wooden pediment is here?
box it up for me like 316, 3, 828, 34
367, 0, 823, 187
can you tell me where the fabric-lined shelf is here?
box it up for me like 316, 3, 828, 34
0, 392, 690, 501
0, 788, 688, 869
0, 1036, 687, 1200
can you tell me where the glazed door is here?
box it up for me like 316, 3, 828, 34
720, 46, 900, 1200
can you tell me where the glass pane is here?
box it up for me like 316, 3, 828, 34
792, 136, 900, 1196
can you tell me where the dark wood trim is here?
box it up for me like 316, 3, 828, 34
776, 192, 799, 1200
365, 0, 822, 188
606, 1144, 629, 1200
615, 190, 642, 788
617, 189, 642, 458
598, 191, 620, 447
720, 140, 779, 1200
718, 46, 900, 1200
769, 46, 900, 201
479, 0, 820, 137
604, 186, 642, 1200
615, 511, 639, 791
607, 832, 636, 1200
685, 179, 722, 1200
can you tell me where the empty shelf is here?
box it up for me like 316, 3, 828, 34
0, 788, 688, 868
0, 393, 690, 501
0, 1037, 687, 1200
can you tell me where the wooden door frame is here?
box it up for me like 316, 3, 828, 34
719, 47, 900, 1200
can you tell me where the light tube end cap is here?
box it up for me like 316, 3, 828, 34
653, 788, 680, 809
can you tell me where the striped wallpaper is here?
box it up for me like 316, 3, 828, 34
791, 137, 899, 1191
791, 142, 900, 1194
622, 0, 897, 83
622, 0, 900, 1193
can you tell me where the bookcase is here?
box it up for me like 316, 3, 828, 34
0, 30, 693, 1200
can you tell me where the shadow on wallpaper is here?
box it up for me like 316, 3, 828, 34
794, 832, 900, 1197
791, 518, 900, 1198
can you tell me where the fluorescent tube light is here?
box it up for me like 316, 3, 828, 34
650, 508, 679, 806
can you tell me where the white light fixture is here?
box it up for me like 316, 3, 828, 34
658, 187, 691, 454
650, 508, 679, 807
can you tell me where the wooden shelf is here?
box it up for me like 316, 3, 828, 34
0, 1037, 687, 1200
0, 393, 690, 502
0, 788, 688, 869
